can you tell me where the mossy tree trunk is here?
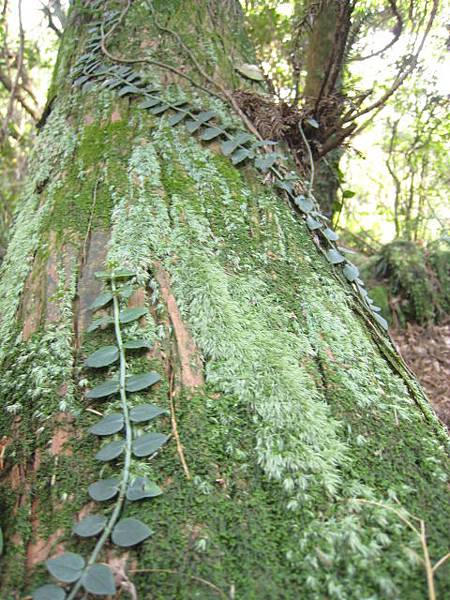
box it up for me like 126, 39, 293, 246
0, 1, 449, 599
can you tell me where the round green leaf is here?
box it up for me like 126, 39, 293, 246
95, 268, 135, 280
305, 215, 322, 230
88, 478, 120, 501
119, 307, 147, 323
326, 249, 345, 265
126, 372, 161, 392
82, 563, 116, 596
373, 311, 389, 330
236, 63, 264, 81
124, 339, 152, 350
73, 515, 107, 538
89, 413, 124, 436
88, 292, 113, 312
322, 227, 339, 242
86, 379, 119, 400
46, 552, 85, 583
129, 403, 167, 423
231, 148, 251, 165
133, 433, 168, 457
168, 111, 187, 126
95, 440, 126, 462
32, 584, 66, 600
343, 263, 359, 282
294, 195, 314, 213
111, 517, 152, 547
127, 477, 163, 501
200, 127, 222, 141
85, 346, 119, 368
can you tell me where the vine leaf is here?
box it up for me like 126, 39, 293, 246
322, 228, 339, 242
82, 564, 116, 595
235, 63, 264, 81
373, 311, 389, 330
89, 413, 124, 436
305, 215, 322, 230
86, 316, 114, 333
85, 346, 119, 368
168, 111, 186, 126
254, 152, 279, 172
123, 339, 152, 350
95, 440, 126, 462
129, 403, 167, 423
95, 268, 135, 280
221, 132, 252, 156
126, 372, 161, 392
88, 478, 120, 501
86, 379, 119, 399
32, 584, 66, 600
231, 148, 251, 165
133, 432, 168, 457
150, 103, 170, 115
119, 307, 147, 323
200, 127, 222, 141
306, 117, 319, 129
73, 515, 107, 538
326, 249, 346, 265
88, 292, 113, 311
294, 195, 314, 213
139, 97, 161, 109
275, 179, 294, 194
46, 552, 85, 583
127, 477, 163, 501
111, 518, 152, 547
343, 263, 359, 282
117, 85, 142, 97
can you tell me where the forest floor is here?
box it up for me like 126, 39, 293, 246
391, 318, 450, 429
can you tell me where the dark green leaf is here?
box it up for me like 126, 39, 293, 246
119, 307, 147, 323
86, 316, 114, 333
305, 215, 322, 230
326, 249, 345, 265
373, 311, 389, 330
197, 110, 216, 123
85, 346, 119, 368
112, 268, 136, 279
306, 117, 319, 128
88, 292, 113, 311
74, 75, 89, 87
32, 584, 66, 600
200, 127, 222, 141
95, 440, 126, 462
111, 518, 152, 547
231, 148, 251, 165
322, 228, 339, 242
254, 153, 278, 172
221, 132, 252, 156
124, 339, 152, 350
88, 478, 120, 501
342, 190, 356, 198
130, 403, 167, 423
186, 119, 202, 133
118, 85, 141, 97
168, 112, 187, 126
73, 515, 107, 538
139, 97, 161, 109
133, 432, 168, 457
89, 413, 124, 436
275, 179, 294, 194
371, 305, 382, 313
343, 263, 359, 282
126, 372, 161, 392
46, 552, 85, 583
86, 379, 119, 400
150, 103, 170, 115
294, 195, 314, 213
127, 477, 163, 501
236, 63, 264, 81
119, 285, 134, 299
82, 564, 116, 595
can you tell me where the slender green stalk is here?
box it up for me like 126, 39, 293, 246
67, 275, 132, 600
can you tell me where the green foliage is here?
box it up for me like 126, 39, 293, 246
33, 268, 166, 599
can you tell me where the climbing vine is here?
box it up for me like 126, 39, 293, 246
69, 0, 388, 332
33, 268, 167, 599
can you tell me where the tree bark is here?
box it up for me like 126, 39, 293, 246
0, 1, 448, 599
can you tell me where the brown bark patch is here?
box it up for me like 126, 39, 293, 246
111, 108, 122, 122
49, 412, 75, 456
26, 526, 65, 569
155, 266, 203, 389
45, 236, 77, 325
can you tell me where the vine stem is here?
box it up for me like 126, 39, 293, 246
298, 120, 315, 196
67, 275, 132, 600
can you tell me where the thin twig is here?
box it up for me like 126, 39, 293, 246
298, 120, 315, 196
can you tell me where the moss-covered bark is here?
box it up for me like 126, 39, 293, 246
0, 1, 448, 599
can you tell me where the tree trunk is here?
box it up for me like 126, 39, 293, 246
0, 1, 449, 599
